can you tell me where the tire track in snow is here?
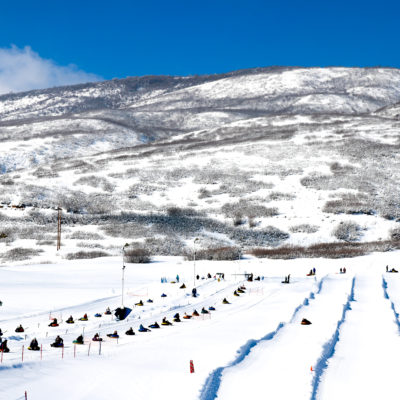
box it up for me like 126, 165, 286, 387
199, 275, 328, 400
309, 276, 356, 400
381, 277, 400, 333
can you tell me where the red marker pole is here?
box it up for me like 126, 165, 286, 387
40, 344, 43, 361
1, 350, 3, 363
25, 391, 28, 400
190, 360, 195, 373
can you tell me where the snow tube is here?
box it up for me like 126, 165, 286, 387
192, 310, 199, 316
147, 299, 153, 303
107, 334, 119, 339
301, 318, 312, 325
73, 340, 84, 344
208, 306, 216, 311
79, 317, 88, 321
149, 323, 160, 329
92, 337, 103, 342
183, 315, 192, 319
94, 313, 102, 318
138, 325, 150, 332
125, 330, 135, 336
28, 346, 40, 351
114, 307, 132, 321
135, 301, 144, 306
201, 309, 209, 314
173, 317, 181, 322
15, 328, 24, 333
104, 311, 112, 315
0, 348, 10, 353
161, 321, 172, 326
66, 320, 74, 324
49, 323, 59, 327
161, 293, 167, 298
51, 343, 63, 348
180, 284, 186, 289
222, 299, 230, 304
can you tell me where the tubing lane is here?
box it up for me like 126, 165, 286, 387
315, 273, 400, 400
200, 274, 340, 400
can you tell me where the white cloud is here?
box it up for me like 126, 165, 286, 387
0, 45, 101, 95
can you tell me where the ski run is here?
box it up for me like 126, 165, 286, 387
1, 251, 400, 399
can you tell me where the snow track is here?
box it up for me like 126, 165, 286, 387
200, 275, 327, 400
214, 274, 354, 400
316, 272, 400, 399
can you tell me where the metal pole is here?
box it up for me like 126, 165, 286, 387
193, 238, 198, 287
122, 245, 128, 307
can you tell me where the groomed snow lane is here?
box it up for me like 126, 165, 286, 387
316, 273, 400, 399
214, 273, 354, 400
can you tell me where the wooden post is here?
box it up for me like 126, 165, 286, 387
62, 344, 64, 359
74, 344, 76, 358
88, 342, 91, 357
22, 345, 24, 362
40, 344, 43, 361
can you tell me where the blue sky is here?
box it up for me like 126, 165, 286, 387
0, 0, 399, 91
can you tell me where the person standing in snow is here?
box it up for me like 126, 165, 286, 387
176, 274, 179, 283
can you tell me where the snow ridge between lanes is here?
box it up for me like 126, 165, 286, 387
381, 277, 400, 333
310, 276, 356, 400
199, 275, 327, 400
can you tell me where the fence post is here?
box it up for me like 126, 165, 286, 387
25, 391, 28, 400
99, 341, 102, 356
22, 345, 24, 363
1, 349, 3, 363
62, 344, 64, 359
88, 342, 91, 357
40, 344, 43, 361
74, 344, 76, 358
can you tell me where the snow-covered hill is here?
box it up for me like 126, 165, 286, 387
1, 67, 400, 262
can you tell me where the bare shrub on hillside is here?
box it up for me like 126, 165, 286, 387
323, 193, 374, 215
65, 250, 110, 260
222, 201, 278, 219
289, 224, 319, 234
2, 247, 43, 262
124, 247, 151, 263
330, 162, 355, 175
390, 227, 400, 241
143, 237, 185, 256
74, 175, 115, 192
166, 207, 201, 217
198, 187, 212, 199
250, 241, 399, 259
185, 246, 241, 261
332, 221, 363, 242
267, 192, 296, 201
77, 242, 105, 249
68, 231, 104, 240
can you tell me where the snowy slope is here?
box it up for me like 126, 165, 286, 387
1, 253, 400, 399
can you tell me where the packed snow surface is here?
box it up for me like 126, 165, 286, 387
1, 252, 400, 399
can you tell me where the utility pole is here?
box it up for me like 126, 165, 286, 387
57, 207, 62, 251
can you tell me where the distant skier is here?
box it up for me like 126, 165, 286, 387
176, 274, 179, 283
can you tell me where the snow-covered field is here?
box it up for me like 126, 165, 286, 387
1, 252, 400, 399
